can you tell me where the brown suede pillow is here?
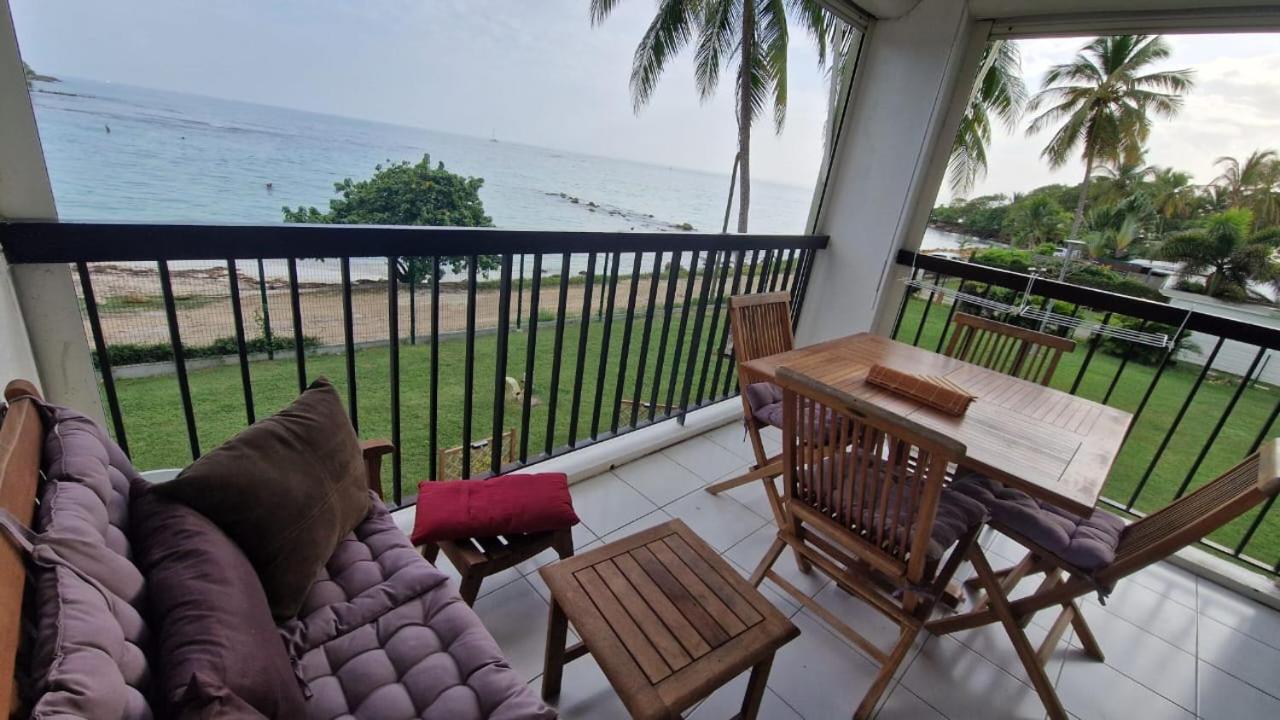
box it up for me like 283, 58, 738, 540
131, 486, 307, 718
154, 377, 370, 620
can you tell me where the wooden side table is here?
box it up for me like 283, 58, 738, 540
539, 519, 799, 720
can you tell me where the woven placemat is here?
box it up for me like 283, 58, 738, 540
865, 364, 975, 416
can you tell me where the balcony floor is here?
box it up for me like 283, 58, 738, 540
399, 423, 1280, 719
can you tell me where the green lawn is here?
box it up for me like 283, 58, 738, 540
108, 300, 738, 504
894, 294, 1280, 569
104, 289, 1280, 572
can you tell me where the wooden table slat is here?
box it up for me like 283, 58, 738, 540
595, 559, 694, 671
660, 535, 763, 626
574, 565, 673, 684
630, 546, 732, 648
647, 539, 749, 636
612, 553, 714, 659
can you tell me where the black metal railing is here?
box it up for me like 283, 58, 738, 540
1, 222, 826, 508
893, 249, 1280, 575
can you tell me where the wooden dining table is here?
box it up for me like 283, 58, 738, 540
742, 332, 1132, 515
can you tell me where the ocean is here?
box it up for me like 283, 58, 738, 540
28, 77, 971, 280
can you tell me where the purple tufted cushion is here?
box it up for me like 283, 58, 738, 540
950, 472, 1125, 571
28, 404, 153, 719
279, 494, 555, 720
744, 382, 784, 426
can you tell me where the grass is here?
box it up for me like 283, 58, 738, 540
102, 289, 1280, 572
894, 294, 1280, 570
107, 301, 738, 504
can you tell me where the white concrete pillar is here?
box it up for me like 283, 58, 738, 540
797, 0, 989, 344
0, 0, 104, 422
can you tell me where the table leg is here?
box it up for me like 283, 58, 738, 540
541, 597, 569, 700
734, 654, 774, 720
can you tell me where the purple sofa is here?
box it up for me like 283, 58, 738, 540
20, 401, 554, 719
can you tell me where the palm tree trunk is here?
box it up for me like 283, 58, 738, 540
1068, 145, 1095, 243
736, 0, 754, 234
721, 153, 740, 233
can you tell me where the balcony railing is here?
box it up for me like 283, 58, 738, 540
893, 249, 1280, 576
1, 222, 827, 507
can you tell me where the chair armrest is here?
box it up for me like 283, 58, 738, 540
360, 439, 395, 500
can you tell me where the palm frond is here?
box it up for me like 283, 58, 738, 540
629, 0, 699, 111
693, 0, 739, 101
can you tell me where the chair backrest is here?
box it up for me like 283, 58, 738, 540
728, 292, 794, 375
776, 367, 966, 586
0, 380, 45, 718
943, 313, 1075, 386
1100, 439, 1280, 583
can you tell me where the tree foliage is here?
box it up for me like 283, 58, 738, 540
283, 155, 497, 283
949, 40, 1027, 195
1158, 209, 1278, 298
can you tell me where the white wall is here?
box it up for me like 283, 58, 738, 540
797, 0, 988, 344
0, 0, 102, 420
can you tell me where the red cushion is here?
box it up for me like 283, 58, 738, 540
410, 472, 579, 544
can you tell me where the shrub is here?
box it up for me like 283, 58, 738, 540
94, 335, 321, 368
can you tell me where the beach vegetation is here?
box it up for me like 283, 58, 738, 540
948, 40, 1027, 195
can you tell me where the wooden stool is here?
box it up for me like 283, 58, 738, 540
422, 527, 573, 605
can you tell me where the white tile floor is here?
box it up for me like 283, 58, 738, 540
415, 423, 1280, 719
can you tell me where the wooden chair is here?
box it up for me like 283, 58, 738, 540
943, 312, 1075, 386
703, 292, 794, 525
930, 442, 1280, 720
748, 367, 988, 719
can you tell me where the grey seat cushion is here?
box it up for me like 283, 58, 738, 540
950, 472, 1125, 571
28, 403, 153, 719
280, 494, 555, 720
744, 381, 784, 427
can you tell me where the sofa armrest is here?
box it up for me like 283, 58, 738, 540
360, 439, 395, 500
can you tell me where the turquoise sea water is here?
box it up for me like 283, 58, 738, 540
31, 78, 813, 234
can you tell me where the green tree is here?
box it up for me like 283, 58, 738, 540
948, 40, 1027, 195
1026, 35, 1194, 243
1213, 149, 1280, 228
1159, 208, 1276, 297
1002, 194, 1069, 247
589, 0, 833, 232
283, 154, 498, 341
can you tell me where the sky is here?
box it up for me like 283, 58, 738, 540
12, 2, 1278, 200
10, 0, 837, 188
955, 32, 1280, 203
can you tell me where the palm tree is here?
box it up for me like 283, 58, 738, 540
1003, 194, 1069, 247
589, 0, 833, 232
948, 40, 1027, 196
1094, 155, 1154, 205
1212, 149, 1277, 207
1026, 35, 1194, 243
1159, 208, 1275, 297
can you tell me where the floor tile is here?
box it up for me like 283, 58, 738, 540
719, 470, 780, 522
599, 508, 675, 544
1084, 579, 1198, 654
726, 558, 802, 617
1071, 601, 1196, 712
1197, 579, 1280, 651
662, 489, 768, 552
662, 436, 747, 482
470, 577, 555, 682
1056, 654, 1195, 720
530, 654, 631, 720
950, 617, 1073, 689
1127, 562, 1198, 611
902, 634, 1049, 720
724, 524, 830, 599
808, 582, 922, 665
1197, 659, 1280, 720
874, 684, 947, 719
685, 671, 802, 719
766, 612, 884, 720
700, 422, 762, 463
527, 541, 602, 604
569, 471, 659, 537
612, 451, 707, 507
1197, 614, 1280, 698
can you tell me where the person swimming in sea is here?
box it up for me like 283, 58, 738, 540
104, 124, 110, 134
265, 182, 273, 192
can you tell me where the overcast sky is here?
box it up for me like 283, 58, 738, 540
11, 2, 1279, 199
959, 32, 1280, 203
10, 0, 834, 188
